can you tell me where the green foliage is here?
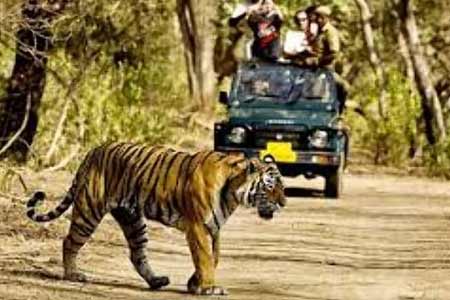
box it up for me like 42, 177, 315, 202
0, 0, 449, 177
423, 139, 450, 179
347, 67, 421, 165
26, 0, 190, 167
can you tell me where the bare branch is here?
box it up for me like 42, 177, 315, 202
0, 93, 31, 157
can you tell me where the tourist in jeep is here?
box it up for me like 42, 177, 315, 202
283, 8, 318, 60
246, 0, 283, 61
306, 6, 340, 68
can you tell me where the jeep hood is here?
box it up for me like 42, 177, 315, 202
229, 107, 336, 128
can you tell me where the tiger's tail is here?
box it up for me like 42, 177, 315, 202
26, 146, 98, 223
26, 190, 75, 222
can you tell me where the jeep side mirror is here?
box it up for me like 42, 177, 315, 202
219, 91, 229, 105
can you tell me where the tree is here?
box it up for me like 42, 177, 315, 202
395, 0, 447, 145
0, 0, 68, 162
176, 0, 218, 113
354, 0, 387, 119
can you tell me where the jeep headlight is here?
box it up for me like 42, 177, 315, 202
309, 130, 328, 148
227, 127, 246, 144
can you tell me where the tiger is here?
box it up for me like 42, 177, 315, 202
26, 142, 286, 295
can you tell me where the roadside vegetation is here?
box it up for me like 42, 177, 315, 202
0, 0, 449, 183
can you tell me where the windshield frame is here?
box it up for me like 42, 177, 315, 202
230, 61, 337, 107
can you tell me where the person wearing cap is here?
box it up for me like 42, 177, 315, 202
306, 6, 349, 112
304, 5, 340, 68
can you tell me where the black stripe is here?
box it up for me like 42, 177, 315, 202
100, 144, 123, 193
165, 153, 186, 201
187, 152, 203, 175
56, 197, 71, 213
107, 144, 131, 182
119, 148, 145, 197
211, 209, 221, 230
214, 152, 228, 162
107, 145, 135, 192
137, 149, 165, 190
150, 151, 177, 204
27, 196, 40, 208
95, 147, 105, 168
126, 146, 148, 174
128, 224, 147, 240
35, 215, 47, 222
47, 212, 57, 220
220, 184, 231, 219
72, 222, 93, 237
155, 203, 163, 221
68, 235, 85, 247
161, 152, 181, 191
26, 210, 35, 219
130, 237, 148, 250
56, 204, 69, 214
230, 157, 246, 167
62, 193, 73, 204
73, 204, 96, 231
122, 144, 141, 162
173, 154, 192, 205
166, 200, 174, 223
146, 151, 171, 202
197, 151, 215, 170
84, 185, 101, 223
181, 152, 202, 198
120, 146, 149, 195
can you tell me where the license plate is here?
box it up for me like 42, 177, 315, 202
260, 142, 297, 163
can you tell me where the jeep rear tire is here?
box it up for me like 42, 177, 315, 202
324, 154, 344, 199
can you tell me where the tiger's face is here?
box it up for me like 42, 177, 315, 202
254, 162, 286, 220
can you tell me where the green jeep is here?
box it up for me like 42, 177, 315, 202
214, 61, 349, 198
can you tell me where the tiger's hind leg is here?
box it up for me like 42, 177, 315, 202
111, 207, 170, 290
63, 201, 105, 282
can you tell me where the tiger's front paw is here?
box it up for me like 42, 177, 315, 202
196, 286, 229, 296
148, 276, 170, 290
187, 273, 199, 293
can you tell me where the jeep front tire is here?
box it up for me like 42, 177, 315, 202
324, 154, 344, 198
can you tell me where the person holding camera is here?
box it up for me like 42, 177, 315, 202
246, 0, 283, 61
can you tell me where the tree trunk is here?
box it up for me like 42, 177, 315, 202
176, 0, 218, 113
396, 0, 447, 145
398, 28, 420, 159
354, 0, 387, 119
0, 0, 67, 162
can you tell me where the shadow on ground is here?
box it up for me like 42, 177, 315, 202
285, 187, 324, 198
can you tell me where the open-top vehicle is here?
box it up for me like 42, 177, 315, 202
214, 61, 349, 198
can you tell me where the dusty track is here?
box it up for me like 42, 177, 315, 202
0, 171, 450, 300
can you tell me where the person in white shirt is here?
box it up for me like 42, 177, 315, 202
283, 8, 318, 58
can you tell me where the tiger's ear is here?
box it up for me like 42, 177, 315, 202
248, 157, 265, 174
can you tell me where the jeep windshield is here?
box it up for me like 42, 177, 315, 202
234, 62, 333, 104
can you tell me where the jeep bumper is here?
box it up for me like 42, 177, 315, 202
215, 146, 342, 177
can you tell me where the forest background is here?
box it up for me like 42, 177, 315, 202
0, 0, 449, 178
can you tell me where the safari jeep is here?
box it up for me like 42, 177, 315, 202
214, 61, 349, 198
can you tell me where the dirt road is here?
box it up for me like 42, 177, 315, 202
1, 171, 450, 300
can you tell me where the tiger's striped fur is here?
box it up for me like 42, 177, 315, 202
26, 142, 285, 295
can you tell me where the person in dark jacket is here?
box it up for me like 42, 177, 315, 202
246, 0, 283, 61
228, 0, 283, 61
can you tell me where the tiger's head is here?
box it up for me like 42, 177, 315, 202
240, 158, 286, 220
